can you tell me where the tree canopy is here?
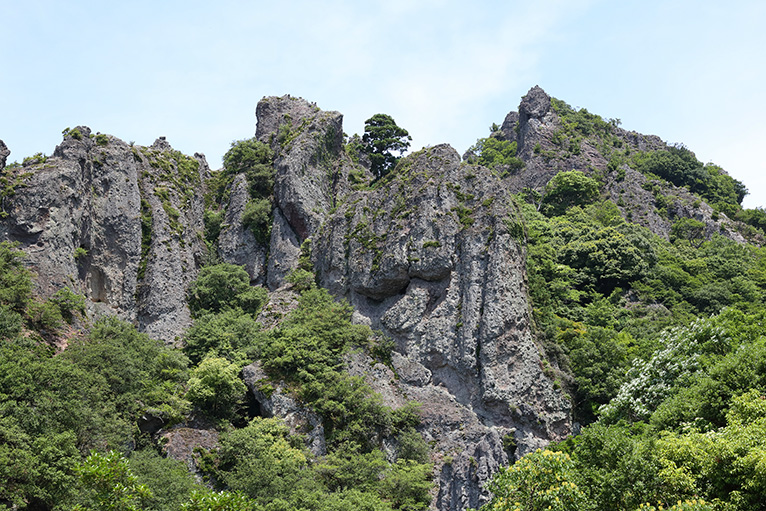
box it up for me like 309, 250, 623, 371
361, 114, 411, 179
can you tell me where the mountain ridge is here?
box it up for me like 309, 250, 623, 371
1, 86, 764, 510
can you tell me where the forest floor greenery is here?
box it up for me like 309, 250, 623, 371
0, 242, 431, 510
5, 121, 766, 510
474, 174, 766, 510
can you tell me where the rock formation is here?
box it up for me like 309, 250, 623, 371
0, 86, 753, 510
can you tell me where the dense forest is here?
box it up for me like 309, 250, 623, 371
2, 90, 766, 511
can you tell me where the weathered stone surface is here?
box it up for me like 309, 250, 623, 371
0, 128, 208, 342
495, 86, 745, 243
266, 207, 301, 290
0, 140, 9, 170
242, 361, 326, 456
308, 142, 570, 510
218, 173, 267, 284
160, 418, 219, 473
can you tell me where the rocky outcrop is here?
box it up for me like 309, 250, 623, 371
4, 88, 751, 511
243, 99, 572, 510
496, 86, 745, 243
242, 361, 327, 456
0, 139, 9, 170
309, 144, 568, 510
0, 128, 208, 342
218, 174, 268, 284
253, 95, 348, 289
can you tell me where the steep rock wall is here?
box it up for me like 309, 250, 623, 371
250, 99, 571, 510
0, 128, 208, 342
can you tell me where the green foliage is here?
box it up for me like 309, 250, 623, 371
0, 420, 78, 510
223, 138, 273, 178
521, 188, 766, 423
49, 287, 87, 323
601, 308, 766, 425
64, 317, 191, 428
214, 418, 310, 503
361, 114, 412, 179
95, 134, 109, 146
254, 287, 399, 449
128, 449, 205, 511
26, 298, 64, 332
482, 449, 591, 511
241, 198, 272, 243
396, 427, 430, 463
540, 170, 600, 217
183, 308, 261, 364
187, 263, 258, 317
22, 152, 48, 166
560, 422, 672, 510
378, 459, 432, 510
670, 217, 706, 248
204, 209, 224, 245
236, 286, 269, 316
285, 268, 316, 292
0, 304, 23, 338
634, 145, 747, 209
73, 246, 88, 260
465, 136, 524, 174
186, 357, 247, 418
181, 490, 261, 511
68, 451, 153, 511
551, 98, 615, 139
0, 241, 32, 311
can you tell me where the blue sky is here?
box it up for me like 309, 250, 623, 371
2, 0, 765, 206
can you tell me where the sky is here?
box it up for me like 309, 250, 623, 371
2, 0, 765, 206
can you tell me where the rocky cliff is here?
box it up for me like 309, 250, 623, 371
0, 86, 753, 510
0, 128, 208, 342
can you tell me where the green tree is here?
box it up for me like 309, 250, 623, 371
361, 114, 411, 179
68, 451, 153, 511
183, 308, 261, 364
0, 241, 32, 312
465, 137, 524, 174
223, 138, 273, 179
670, 218, 706, 248
540, 170, 600, 217
187, 263, 253, 317
214, 418, 311, 503
129, 449, 205, 511
186, 357, 246, 418
482, 449, 592, 511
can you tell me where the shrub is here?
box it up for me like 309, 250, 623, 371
285, 268, 316, 292
540, 170, 600, 217
183, 308, 261, 364
241, 198, 272, 243
49, 287, 86, 324
223, 138, 273, 177
0, 241, 32, 311
187, 263, 252, 317
186, 357, 246, 418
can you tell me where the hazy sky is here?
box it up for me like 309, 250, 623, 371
2, 0, 765, 206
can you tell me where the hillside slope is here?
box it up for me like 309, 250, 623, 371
1, 86, 764, 511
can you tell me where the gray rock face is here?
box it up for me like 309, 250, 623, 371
496, 86, 744, 243
218, 174, 268, 284
0, 140, 9, 170
246, 98, 573, 510
307, 144, 570, 510
242, 361, 327, 456
0, 127, 208, 342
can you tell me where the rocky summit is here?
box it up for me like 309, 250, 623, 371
1, 87, 762, 511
